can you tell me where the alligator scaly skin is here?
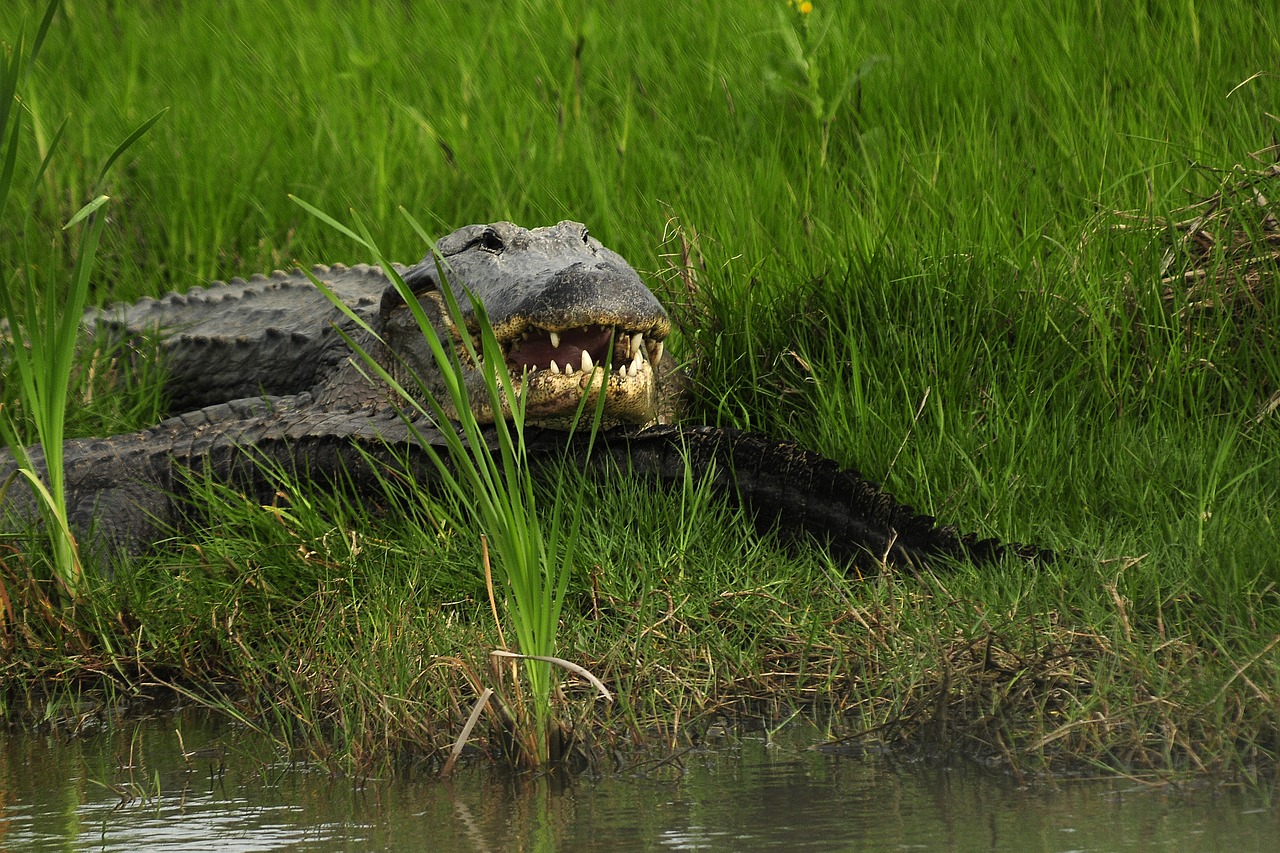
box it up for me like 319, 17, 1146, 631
3, 408, 1047, 569
2, 221, 1048, 569
89, 264, 391, 412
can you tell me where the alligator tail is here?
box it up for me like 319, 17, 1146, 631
594, 425, 1052, 572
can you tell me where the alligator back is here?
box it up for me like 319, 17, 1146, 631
88, 264, 397, 412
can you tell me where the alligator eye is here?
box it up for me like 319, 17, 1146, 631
477, 228, 505, 254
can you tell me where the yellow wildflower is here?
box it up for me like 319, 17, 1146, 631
799, 1, 813, 13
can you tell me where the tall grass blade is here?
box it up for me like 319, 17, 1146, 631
93, 108, 167, 187
62, 192, 109, 229
24, 0, 59, 80
26, 114, 65, 197
0, 46, 24, 215
0, 1, 163, 597
295, 199, 607, 767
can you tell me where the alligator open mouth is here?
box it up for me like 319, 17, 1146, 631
402, 287, 670, 428
495, 322, 666, 426
504, 323, 664, 381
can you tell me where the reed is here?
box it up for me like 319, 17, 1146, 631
295, 199, 609, 768
0, 0, 162, 599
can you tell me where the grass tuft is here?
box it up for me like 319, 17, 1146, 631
293, 199, 611, 769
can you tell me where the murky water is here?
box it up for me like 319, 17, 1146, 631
1, 709, 1276, 852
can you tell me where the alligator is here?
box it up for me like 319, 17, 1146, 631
0, 221, 1046, 569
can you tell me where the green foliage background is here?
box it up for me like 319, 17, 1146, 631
2, 0, 1279, 772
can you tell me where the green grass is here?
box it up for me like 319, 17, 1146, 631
2, 0, 1279, 776
298, 200, 612, 769
0, 0, 165, 599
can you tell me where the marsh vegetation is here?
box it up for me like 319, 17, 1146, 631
1, 0, 1278, 778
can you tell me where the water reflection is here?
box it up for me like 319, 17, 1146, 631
1, 710, 1275, 851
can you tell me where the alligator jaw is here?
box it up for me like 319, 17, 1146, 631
425, 302, 669, 428
504, 323, 666, 427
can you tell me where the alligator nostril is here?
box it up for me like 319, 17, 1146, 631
479, 228, 505, 253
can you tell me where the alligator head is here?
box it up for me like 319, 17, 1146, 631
381, 220, 672, 428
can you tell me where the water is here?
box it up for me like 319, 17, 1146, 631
2, 710, 1276, 851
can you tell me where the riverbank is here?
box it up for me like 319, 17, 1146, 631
2, 0, 1278, 777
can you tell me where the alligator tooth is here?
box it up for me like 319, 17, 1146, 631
581, 350, 594, 372
619, 363, 628, 378
654, 341, 664, 364
550, 359, 560, 374
549, 330, 561, 349
630, 350, 643, 374
631, 332, 643, 356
